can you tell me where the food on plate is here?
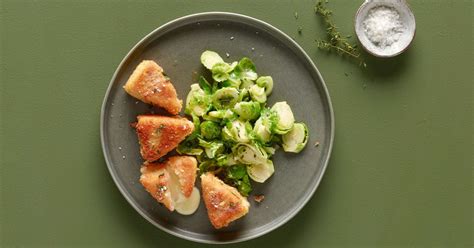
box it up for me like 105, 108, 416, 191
178, 51, 309, 197
201, 173, 250, 229
123, 60, 182, 115
140, 156, 200, 215
135, 115, 194, 162
124, 51, 311, 228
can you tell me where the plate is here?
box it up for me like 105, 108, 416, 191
100, 12, 334, 244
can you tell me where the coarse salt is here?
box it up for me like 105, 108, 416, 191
363, 6, 406, 49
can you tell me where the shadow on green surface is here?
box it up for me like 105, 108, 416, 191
363, 47, 414, 81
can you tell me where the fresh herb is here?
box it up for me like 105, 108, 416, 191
314, 0, 366, 67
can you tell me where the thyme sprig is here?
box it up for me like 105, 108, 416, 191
315, 0, 366, 67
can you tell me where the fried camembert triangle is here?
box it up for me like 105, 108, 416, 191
140, 156, 199, 214
123, 60, 182, 115
201, 173, 250, 229
135, 115, 194, 162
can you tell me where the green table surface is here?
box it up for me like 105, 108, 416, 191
1, 0, 472, 247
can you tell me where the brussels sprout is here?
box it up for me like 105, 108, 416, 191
233, 101, 261, 121
240, 78, 255, 90
212, 87, 239, 110
201, 50, 224, 69
237, 175, 252, 196
249, 85, 267, 103
198, 76, 212, 94
238, 88, 250, 102
185, 84, 211, 116
282, 123, 309, 153
211, 62, 232, 82
222, 78, 241, 88
215, 154, 232, 166
271, 101, 295, 134
227, 164, 247, 180
198, 138, 224, 159
232, 142, 267, 165
222, 120, 251, 143
253, 117, 271, 143
203, 110, 225, 121
176, 144, 203, 156
247, 159, 274, 183
206, 109, 237, 123
198, 160, 215, 173
200, 121, 221, 140
234, 57, 258, 80
256, 76, 273, 96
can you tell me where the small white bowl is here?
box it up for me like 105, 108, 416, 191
355, 0, 416, 57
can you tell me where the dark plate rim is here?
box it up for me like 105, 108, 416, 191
100, 11, 335, 244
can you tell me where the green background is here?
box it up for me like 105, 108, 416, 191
1, 0, 472, 247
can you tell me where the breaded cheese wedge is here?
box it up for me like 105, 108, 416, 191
123, 60, 182, 115
135, 115, 194, 162
201, 173, 250, 229
140, 156, 200, 214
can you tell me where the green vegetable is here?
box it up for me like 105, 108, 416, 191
256, 76, 274, 96
271, 101, 295, 134
198, 138, 224, 159
212, 87, 239, 110
237, 175, 252, 196
211, 62, 232, 82
227, 165, 247, 179
233, 101, 261, 121
223, 120, 251, 143
179, 51, 309, 196
249, 85, 267, 103
185, 84, 211, 116
235, 57, 258, 80
253, 117, 272, 143
198, 76, 212, 94
247, 159, 275, 183
201, 50, 224, 69
282, 123, 309, 153
232, 142, 267, 165
200, 121, 221, 140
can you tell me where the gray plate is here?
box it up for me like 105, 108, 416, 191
100, 12, 334, 244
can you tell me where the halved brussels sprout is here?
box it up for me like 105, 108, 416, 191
198, 138, 224, 159
200, 121, 221, 140
185, 84, 211, 116
253, 117, 271, 143
282, 123, 309, 153
211, 62, 232, 82
233, 101, 261, 121
247, 159, 274, 183
232, 142, 267, 165
201, 50, 224, 70
212, 87, 239, 110
234, 57, 258, 80
240, 78, 255, 90
249, 84, 267, 103
256, 76, 273, 96
222, 120, 251, 143
271, 101, 295, 134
